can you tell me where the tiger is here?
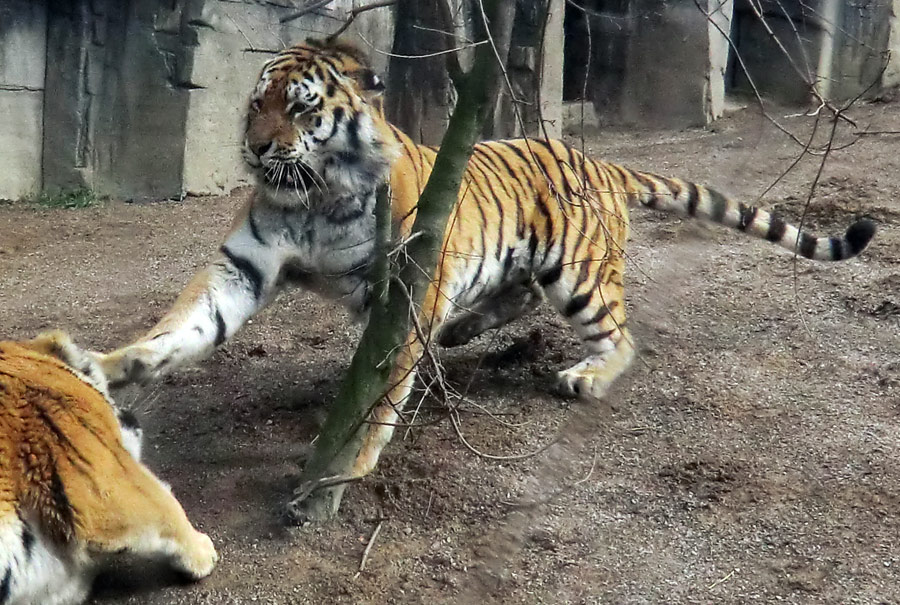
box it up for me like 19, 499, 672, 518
0, 330, 217, 605
93, 38, 875, 510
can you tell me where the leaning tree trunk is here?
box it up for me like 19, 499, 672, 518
385, 0, 459, 144
287, 0, 517, 523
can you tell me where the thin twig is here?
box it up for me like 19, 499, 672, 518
355, 521, 384, 577
327, 0, 397, 41
280, 0, 334, 24
707, 568, 737, 591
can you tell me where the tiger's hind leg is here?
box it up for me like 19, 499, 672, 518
541, 252, 634, 399
437, 280, 541, 348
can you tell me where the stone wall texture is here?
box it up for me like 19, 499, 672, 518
0, 0, 394, 201
0, 0, 47, 199
1, 1, 898, 201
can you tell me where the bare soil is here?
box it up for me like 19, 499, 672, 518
1, 100, 899, 605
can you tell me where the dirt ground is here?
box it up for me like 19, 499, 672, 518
2, 99, 899, 604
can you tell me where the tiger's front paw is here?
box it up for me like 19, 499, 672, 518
175, 532, 219, 580
91, 346, 157, 389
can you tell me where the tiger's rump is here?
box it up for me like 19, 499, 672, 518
0, 333, 217, 605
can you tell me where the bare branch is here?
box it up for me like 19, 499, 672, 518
280, 0, 335, 24
326, 0, 397, 42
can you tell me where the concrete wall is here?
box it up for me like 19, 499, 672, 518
1, 0, 897, 201
621, 0, 731, 128
0, 0, 46, 200
731, 0, 893, 104
564, 0, 731, 129
180, 0, 393, 195
0, 0, 394, 201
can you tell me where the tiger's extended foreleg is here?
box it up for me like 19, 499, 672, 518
96, 207, 286, 388
437, 279, 542, 348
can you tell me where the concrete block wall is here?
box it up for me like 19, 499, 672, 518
621, 0, 732, 128
731, 0, 894, 105
0, 0, 394, 201
0, 0, 47, 200
180, 0, 393, 195
563, 0, 732, 129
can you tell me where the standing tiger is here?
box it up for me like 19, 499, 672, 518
0, 331, 217, 605
94, 39, 875, 500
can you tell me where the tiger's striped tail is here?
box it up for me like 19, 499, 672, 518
625, 169, 876, 261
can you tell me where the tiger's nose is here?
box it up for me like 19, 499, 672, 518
250, 141, 275, 158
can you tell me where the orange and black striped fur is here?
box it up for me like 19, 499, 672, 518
95, 39, 875, 513
0, 331, 216, 605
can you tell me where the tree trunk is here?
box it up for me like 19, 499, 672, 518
385, 0, 458, 144
287, 0, 517, 524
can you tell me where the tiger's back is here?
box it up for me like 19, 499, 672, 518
0, 332, 217, 605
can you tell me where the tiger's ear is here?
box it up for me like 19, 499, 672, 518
349, 68, 385, 98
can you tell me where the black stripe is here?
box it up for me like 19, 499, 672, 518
581, 304, 611, 326
708, 188, 729, 223
50, 468, 75, 539
499, 140, 536, 177
828, 237, 845, 261
538, 264, 563, 286
737, 203, 757, 231
501, 141, 553, 248
527, 229, 539, 265
214, 308, 227, 347
22, 523, 34, 561
221, 246, 264, 300
318, 56, 343, 75
766, 216, 787, 242
35, 406, 91, 470
666, 177, 683, 199
631, 171, 658, 208
502, 247, 515, 274
248, 208, 265, 244
327, 106, 345, 142
481, 145, 525, 232
0, 566, 9, 604
611, 164, 638, 198
326, 84, 336, 97
347, 111, 362, 151
798, 232, 818, 258
468, 198, 489, 290
564, 292, 592, 317
117, 409, 140, 432
584, 329, 614, 342
529, 139, 563, 193
474, 146, 516, 199
466, 159, 505, 248
686, 182, 700, 216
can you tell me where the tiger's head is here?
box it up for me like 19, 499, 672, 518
242, 39, 397, 207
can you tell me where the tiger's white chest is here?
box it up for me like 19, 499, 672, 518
248, 191, 377, 311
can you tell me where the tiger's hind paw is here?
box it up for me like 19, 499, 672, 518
555, 357, 613, 400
